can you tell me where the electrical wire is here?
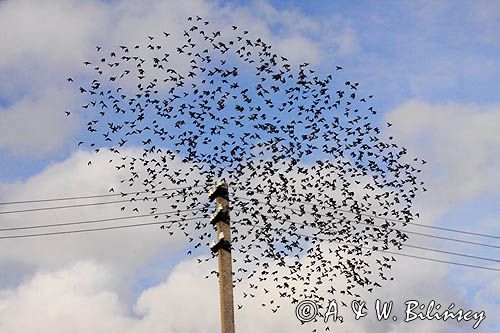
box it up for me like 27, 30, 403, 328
232, 188, 500, 240
232, 219, 500, 272
0, 207, 206, 232
0, 190, 206, 215
2, 185, 496, 239
232, 208, 500, 264
234, 196, 500, 249
0, 204, 497, 272
6, 205, 498, 263
0, 184, 207, 205
0, 216, 208, 240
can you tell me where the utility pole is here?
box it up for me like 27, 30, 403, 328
209, 180, 235, 333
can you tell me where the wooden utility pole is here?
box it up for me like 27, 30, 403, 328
209, 180, 235, 333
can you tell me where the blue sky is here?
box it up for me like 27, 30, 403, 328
0, 1, 498, 332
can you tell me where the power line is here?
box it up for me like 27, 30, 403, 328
0, 216, 207, 240
234, 197, 500, 249
380, 250, 500, 272
232, 208, 500, 264
0, 205, 496, 272
402, 244, 500, 263
233, 188, 500, 240
0, 208, 206, 232
4, 205, 498, 263
2, 191, 497, 250
234, 196, 500, 249
232, 220, 500, 272
0, 184, 207, 206
0, 191, 205, 216
3, 185, 496, 240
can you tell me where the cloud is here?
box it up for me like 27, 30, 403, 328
0, 148, 202, 282
216, 0, 360, 65
0, 0, 107, 71
0, 249, 491, 333
0, 0, 108, 100
0, 261, 134, 333
132, 258, 220, 333
335, 23, 361, 57
0, 86, 80, 157
385, 100, 500, 212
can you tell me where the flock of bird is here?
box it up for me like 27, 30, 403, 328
67, 15, 426, 325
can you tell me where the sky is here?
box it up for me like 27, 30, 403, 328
0, 0, 499, 332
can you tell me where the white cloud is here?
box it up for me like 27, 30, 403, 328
385, 100, 500, 213
0, 0, 106, 72
0, 249, 490, 333
0, 149, 201, 281
0, 261, 134, 333
217, 0, 360, 64
0, 0, 108, 98
0, 86, 80, 156
330, 22, 361, 57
